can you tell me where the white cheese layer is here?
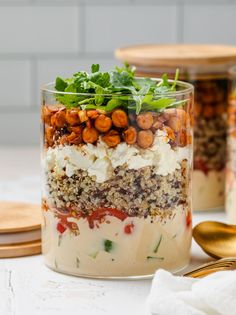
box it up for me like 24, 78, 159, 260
44, 130, 190, 183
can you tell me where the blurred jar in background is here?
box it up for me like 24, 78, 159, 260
226, 66, 236, 223
116, 44, 236, 211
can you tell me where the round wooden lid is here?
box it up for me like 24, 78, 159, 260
0, 201, 42, 233
115, 44, 236, 67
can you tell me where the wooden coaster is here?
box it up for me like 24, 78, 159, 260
0, 201, 42, 233
0, 240, 41, 258
0, 201, 42, 257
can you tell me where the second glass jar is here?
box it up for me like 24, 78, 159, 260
41, 79, 193, 278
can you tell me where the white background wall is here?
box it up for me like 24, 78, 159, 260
1, 0, 236, 145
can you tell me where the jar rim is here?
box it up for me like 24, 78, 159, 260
41, 77, 194, 98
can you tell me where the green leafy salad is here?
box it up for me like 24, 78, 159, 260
54, 63, 184, 114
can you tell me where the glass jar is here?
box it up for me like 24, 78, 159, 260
116, 44, 236, 211
226, 66, 236, 223
41, 78, 193, 278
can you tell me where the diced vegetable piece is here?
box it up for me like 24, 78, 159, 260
104, 239, 113, 253
57, 222, 66, 234
124, 223, 135, 234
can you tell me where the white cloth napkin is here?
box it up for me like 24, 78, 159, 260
146, 269, 236, 315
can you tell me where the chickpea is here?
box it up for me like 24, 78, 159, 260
94, 114, 112, 133
137, 130, 154, 149
86, 119, 92, 129
152, 116, 164, 130
102, 130, 121, 147
111, 109, 128, 128
87, 110, 99, 119
158, 114, 168, 125
67, 131, 82, 145
165, 108, 187, 123
176, 130, 187, 147
70, 126, 82, 134
82, 127, 98, 144
51, 110, 66, 128
45, 126, 54, 146
65, 109, 80, 126
41, 106, 52, 125
163, 126, 175, 142
166, 116, 181, 133
136, 112, 154, 130
78, 110, 88, 123
123, 126, 137, 144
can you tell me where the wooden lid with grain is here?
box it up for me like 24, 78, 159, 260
0, 240, 41, 258
115, 44, 236, 67
0, 201, 42, 257
0, 201, 42, 233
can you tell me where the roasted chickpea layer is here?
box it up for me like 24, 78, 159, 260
42, 104, 191, 149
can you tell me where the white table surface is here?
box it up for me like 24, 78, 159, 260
0, 147, 226, 315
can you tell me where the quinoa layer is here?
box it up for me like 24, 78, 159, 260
44, 159, 189, 217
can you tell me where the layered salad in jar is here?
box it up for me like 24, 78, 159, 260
41, 64, 193, 278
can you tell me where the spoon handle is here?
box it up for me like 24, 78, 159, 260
183, 257, 236, 278
184, 266, 227, 278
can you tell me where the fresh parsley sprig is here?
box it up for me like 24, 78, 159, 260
54, 63, 183, 114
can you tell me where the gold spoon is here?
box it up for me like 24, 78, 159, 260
193, 221, 236, 259
184, 257, 236, 278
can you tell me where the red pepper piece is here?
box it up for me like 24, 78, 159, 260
57, 222, 66, 234
87, 208, 128, 229
186, 211, 192, 228
124, 223, 134, 234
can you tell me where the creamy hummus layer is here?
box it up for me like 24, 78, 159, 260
43, 130, 190, 183
42, 206, 191, 277
193, 170, 225, 211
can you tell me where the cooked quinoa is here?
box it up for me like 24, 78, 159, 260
44, 159, 189, 217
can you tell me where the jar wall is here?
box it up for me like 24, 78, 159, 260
226, 67, 236, 223
135, 65, 229, 211
41, 82, 193, 278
